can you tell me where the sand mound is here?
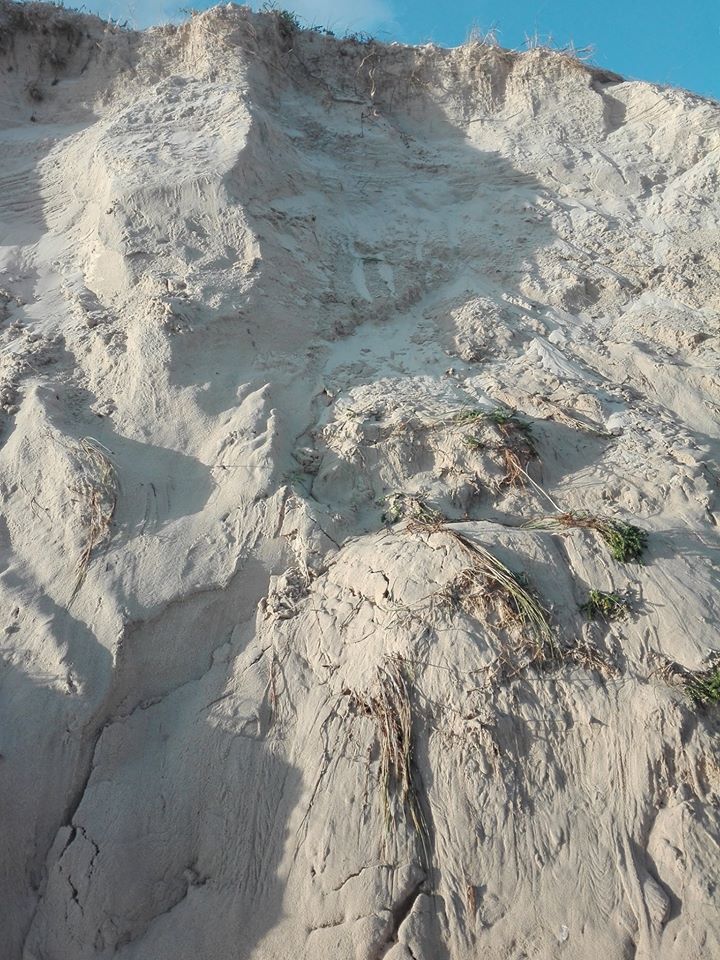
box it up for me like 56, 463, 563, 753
0, 3, 718, 958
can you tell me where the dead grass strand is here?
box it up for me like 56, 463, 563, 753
69, 437, 118, 605
351, 657, 431, 866
407, 521, 557, 669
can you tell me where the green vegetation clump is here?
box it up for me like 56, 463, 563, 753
262, 3, 301, 34
345, 31, 375, 44
599, 520, 647, 563
686, 667, 720, 707
454, 408, 486, 425
487, 407, 532, 435
525, 512, 648, 563
457, 407, 536, 487
580, 589, 628, 621
455, 406, 533, 439
660, 658, 720, 709
382, 494, 444, 526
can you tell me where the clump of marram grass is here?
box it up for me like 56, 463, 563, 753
350, 658, 430, 865
408, 521, 557, 672
524, 512, 648, 563
657, 658, 720, 708
523, 31, 595, 62
580, 589, 629, 622
262, 2, 301, 34
455, 405, 533, 438
686, 668, 720, 707
69, 437, 118, 605
454, 407, 487, 425
465, 23, 500, 47
382, 493, 445, 526
458, 406, 537, 488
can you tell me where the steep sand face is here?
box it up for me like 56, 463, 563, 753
0, 3, 719, 958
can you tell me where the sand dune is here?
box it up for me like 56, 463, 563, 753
0, 3, 719, 957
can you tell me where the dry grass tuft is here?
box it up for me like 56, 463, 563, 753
523, 32, 595, 62
408, 521, 557, 676
568, 639, 617, 676
261, 2, 301, 35
464, 22, 499, 47
69, 437, 118, 605
350, 657, 430, 862
501, 445, 530, 488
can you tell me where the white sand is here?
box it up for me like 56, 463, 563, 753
1, 3, 719, 958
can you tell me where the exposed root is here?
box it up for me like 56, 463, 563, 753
535, 396, 612, 437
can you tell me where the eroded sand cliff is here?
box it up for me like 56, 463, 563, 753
1, 3, 719, 957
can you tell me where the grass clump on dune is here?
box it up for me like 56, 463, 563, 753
458, 406, 537, 488
463, 434, 485, 451
455, 405, 533, 438
408, 519, 557, 666
262, 2, 301, 34
454, 407, 487, 425
580, 589, 628, 621
685, 667, 720, 707
382, 493, 445, 526
658, 658, 720, 709
525, 512, 648, 563
597, 520, 647, 563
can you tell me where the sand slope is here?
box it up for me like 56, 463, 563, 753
0, 3, 719, 958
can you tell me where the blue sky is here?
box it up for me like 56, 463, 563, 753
55, 0, 719, 98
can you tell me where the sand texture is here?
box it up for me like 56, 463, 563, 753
1, 3, 719, 958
